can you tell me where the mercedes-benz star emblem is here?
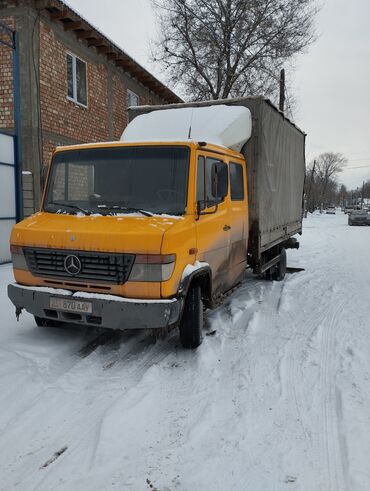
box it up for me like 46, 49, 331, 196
64, 255, 82, 275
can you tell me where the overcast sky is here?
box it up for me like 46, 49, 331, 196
66, 0, 370, 189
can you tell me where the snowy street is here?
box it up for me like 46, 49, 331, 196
1, 211, 370, 491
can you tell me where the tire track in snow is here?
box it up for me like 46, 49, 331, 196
223, 277, 293, 490
279, 289, 332, 489
281, 274, 351, 491
7, 333, 176, 491
84, 335, 179, 472
248, 267, 347, 489
318, 297, 349, 491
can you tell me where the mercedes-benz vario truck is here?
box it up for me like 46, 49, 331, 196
8, 96, 305, 348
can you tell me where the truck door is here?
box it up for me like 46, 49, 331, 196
195, 154, 231, 295
227, 161, 248, 287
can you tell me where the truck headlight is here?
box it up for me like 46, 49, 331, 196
128, 254, 176, 282
10, 245, 28, 271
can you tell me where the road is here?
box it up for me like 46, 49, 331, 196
0, 212, 370, 491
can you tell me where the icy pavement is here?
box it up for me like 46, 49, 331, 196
0, 212, 370, 491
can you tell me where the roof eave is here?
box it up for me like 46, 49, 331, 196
33, 0, 182, 104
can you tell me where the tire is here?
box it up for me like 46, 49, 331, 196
179, 283, 203, 349
270, 248, 287, 282
34, 316, 65, 328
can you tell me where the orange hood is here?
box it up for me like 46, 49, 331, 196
10, 212, 186, 254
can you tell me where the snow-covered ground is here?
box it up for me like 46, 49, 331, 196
1, 212, 370, 491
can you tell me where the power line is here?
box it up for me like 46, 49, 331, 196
344, 165, 370, 170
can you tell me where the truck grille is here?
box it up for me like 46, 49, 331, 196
23, 248, 135, 285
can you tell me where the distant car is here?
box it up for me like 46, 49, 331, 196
348, 210, 370, 226
345, 205, 361, 214
326, 206, 336, 214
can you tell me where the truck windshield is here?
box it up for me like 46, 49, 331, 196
44, 146, 190, 216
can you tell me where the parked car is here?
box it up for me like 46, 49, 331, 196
345, 205, 361, 214
326, 206, 336, 214
348, 210, 370, 226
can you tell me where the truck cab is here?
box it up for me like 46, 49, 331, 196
8, 139, 248, 349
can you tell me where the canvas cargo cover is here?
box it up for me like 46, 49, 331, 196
128, 96, 306, 261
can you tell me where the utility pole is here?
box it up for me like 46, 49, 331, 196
279, 68, 285, 113
362, 180, 365, 207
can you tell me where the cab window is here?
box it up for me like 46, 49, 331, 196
230, 162, 244, 201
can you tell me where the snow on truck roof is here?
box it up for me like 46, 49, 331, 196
120, 105, 252, 153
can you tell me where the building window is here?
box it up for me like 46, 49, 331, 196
127, 89, 139, 107
67, 53, 87, 106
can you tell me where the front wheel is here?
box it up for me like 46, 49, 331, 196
179, 284, 203, 349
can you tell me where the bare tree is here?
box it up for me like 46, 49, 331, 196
305, 152, 347, 211
338, 183, 347, 207
152, 0, 318, 102
315, 152, 347, 180
316, 152, 347, 206
364, 179, 370, 199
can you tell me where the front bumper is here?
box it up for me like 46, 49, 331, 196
8, 283, 182, 330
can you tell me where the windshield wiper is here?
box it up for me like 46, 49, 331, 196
97, 204, 153, 217
51, 201, 91, 215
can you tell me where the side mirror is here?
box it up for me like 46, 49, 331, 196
197, 199, 218, 218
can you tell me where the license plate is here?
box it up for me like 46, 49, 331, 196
50, 297, 92, 314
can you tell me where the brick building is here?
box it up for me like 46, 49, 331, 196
0, 0, 180, 259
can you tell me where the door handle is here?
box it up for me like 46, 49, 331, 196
223, 225, 231, 231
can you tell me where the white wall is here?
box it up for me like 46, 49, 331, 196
0, 133, 16, 264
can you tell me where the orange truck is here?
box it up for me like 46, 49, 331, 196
8, 97, 305, 348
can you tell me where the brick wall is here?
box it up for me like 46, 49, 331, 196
52, 163, 91, 203
0, 1, 30, 6
39, 19, 110, 163
22, 171, 34, 217
0, 16, 15, 131
1, 1, 176, 217
111, 76, 158, 141
38, 18, 165, 164
42, 138, 59, 169
112, 73, 128, 141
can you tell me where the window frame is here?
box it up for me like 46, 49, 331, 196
196, 154, 228, 210
127, 89, 140, 108
43, 145, 191, 216
66, 52, 88, 108
196, 155, 206, 210
229, 161, 245, 201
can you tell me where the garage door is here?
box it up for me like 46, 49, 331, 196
0, 133, 16, 264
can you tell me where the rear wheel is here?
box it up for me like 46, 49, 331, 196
179, 283, 203, 349
269, 248, 287, 281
